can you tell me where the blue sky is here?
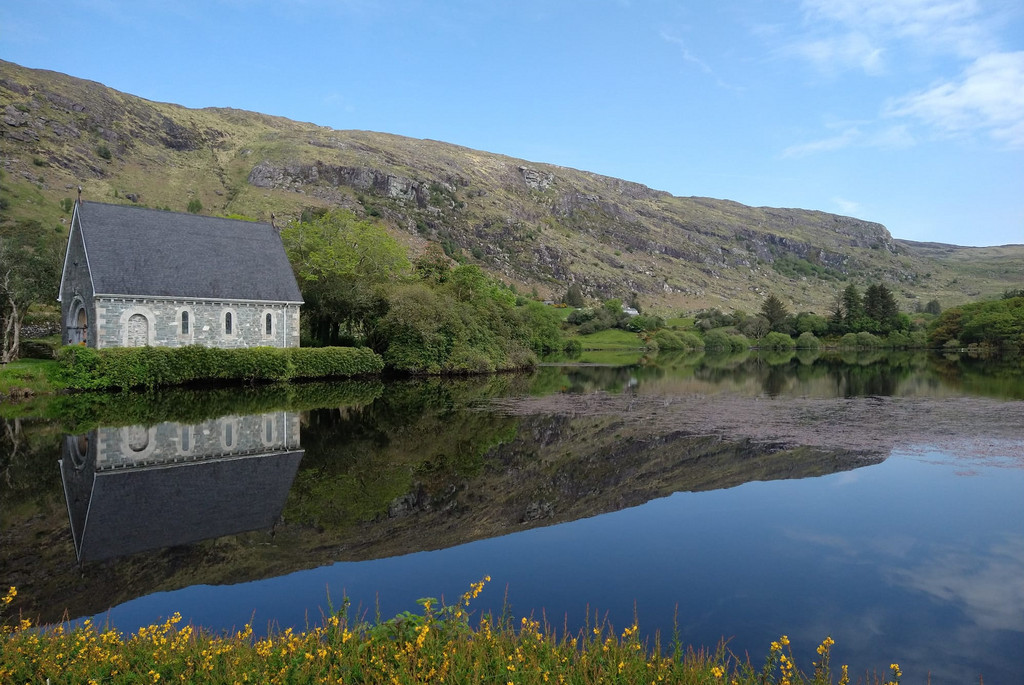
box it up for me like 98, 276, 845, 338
3, 0, 1022, 246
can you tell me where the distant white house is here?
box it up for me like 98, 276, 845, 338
59, 200, 303, 349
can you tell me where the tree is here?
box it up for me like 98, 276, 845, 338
414, 243, 452, 282
281, 210, 410, 345
794, 311, 829, 336
741, 315, 771, 339
841, 285, 864, 328
1, 222, 63, 363
924, 299, 941, 315
864, 283, 900, 333
563, 283, 585, 308
759, 293, 789, 332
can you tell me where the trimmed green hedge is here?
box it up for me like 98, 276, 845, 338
46, 381, 385, 434
52, 345, 385, 391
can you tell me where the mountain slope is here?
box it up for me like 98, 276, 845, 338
2, 59, 1021, 313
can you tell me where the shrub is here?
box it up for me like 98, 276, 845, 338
96, 144, 112, 160
855, 331, 882, 348
703, 330, 749, 352
652, 330, 704, 351
563, 339, 583, 354
54, 345, 384, 390
288, 347, 384, 379
886, 331, 910, 348
627, 315, 664, 333
839, 333, 860, 349
51, 346, 104, 390
760, 331, 796, 350
795, 331, 820, 349
187, 198, 203, 214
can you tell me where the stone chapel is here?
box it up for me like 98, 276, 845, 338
59, 200, 302, 349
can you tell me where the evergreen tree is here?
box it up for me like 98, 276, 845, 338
864, 283, 900, 333
760, 293, 790, 332
841, 284, 863, 328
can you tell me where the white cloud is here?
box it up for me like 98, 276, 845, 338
789, 31, 885, 74
800, 0, 989, 58
786, 0, 996, 75
659, 31, 714, 75
889, 535, 1024, 632
887, 51, 1024, 146
659, 30, 742, 91
782, 121, 917, 157
782, 127, 860, 157
833, 197, 862, 215
866, 124, 916, 148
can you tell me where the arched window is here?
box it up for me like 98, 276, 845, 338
225, 311, 233, 335
181, 310, 189, 335
127, 426, 150, 452
265, 312, 273, 335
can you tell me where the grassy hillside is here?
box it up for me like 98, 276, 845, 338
2, 59, 1021, 316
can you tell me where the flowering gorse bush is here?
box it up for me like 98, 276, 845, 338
1, 580, 904, 684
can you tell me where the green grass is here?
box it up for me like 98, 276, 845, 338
575, 328, 646, 350
0, 358, 57, 398
551, 305, 576, 321
665, 316, 695, 329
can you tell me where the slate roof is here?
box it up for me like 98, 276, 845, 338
75, 201, 302, 302
61, 448, 304, 563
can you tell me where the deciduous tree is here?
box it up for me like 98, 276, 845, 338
1, 221, 62, 363
281, 210, 410, 345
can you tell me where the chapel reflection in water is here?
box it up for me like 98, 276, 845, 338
60, 412, 303, 563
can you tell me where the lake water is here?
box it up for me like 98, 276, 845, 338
2, 351, 1023, 683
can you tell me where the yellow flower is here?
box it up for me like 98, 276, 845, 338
711, 666, 725, 678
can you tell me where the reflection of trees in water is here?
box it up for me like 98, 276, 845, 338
287, 379, 521, 531
529, 364, 666, 396
676, 350, 940, 398
823, 352, 927, 398
930, 353, 1024, 400
0, 417, 64, 508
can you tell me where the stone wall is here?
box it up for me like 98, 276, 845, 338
60, 215, 97, 347
92, 298, 300, 349
88, 412, 301, 470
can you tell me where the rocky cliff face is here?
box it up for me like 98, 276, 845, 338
2, 59, 1018, 312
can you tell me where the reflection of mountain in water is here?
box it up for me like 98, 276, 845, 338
295, 411, 885, 561
60, 412, 303, 562
11, 378, 886, 625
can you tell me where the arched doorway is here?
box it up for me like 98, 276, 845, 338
67, 302, 89, 345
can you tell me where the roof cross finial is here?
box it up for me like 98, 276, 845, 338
77, 185, 82, 206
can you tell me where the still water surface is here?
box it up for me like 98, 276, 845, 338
2, 352, 1023, 683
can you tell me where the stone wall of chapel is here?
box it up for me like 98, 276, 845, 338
94, 299, 300, 349
93, 412, 301, 470
60, 222, 97, 347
